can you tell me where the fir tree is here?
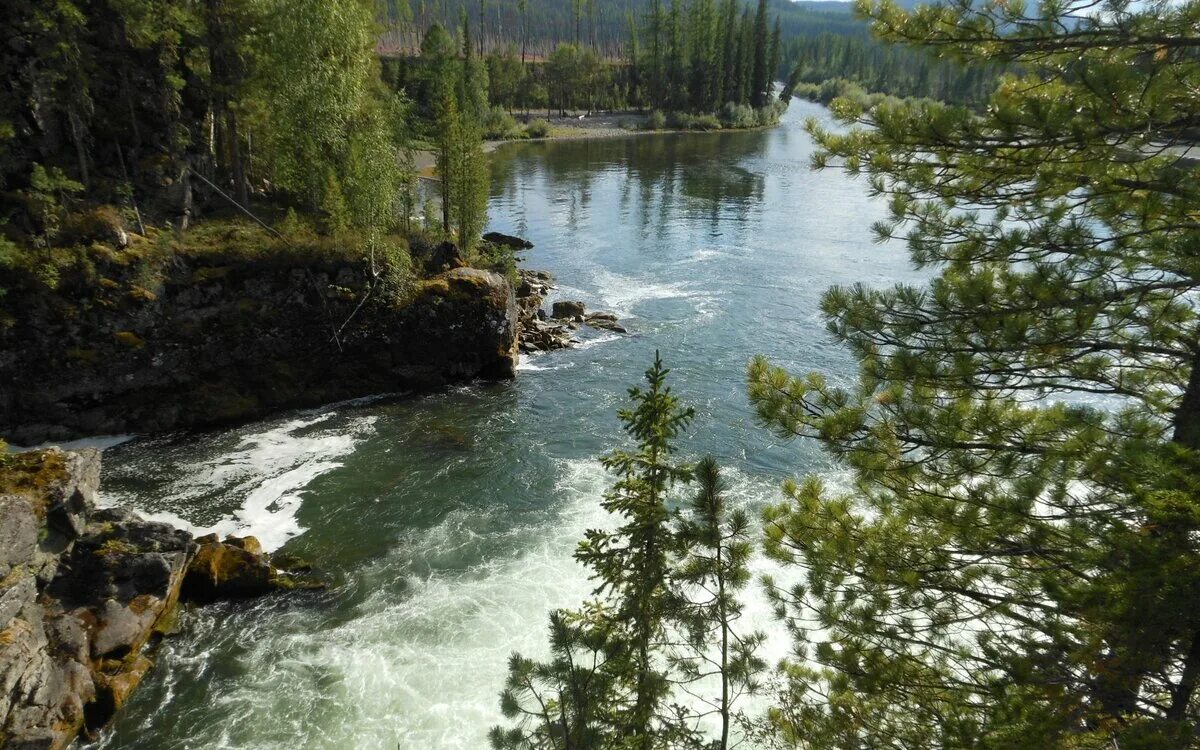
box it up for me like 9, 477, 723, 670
749, 0, 770, 107
577, 352, 695, 746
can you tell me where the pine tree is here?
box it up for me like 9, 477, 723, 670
716, 0, 738, 106
665, 0, 686, 112
578, 352, 695, 747
644, 0, 665, 108
670, 457, 766, 750
491, 609, 620, 750
749, 0, 770, 108
750, 0, 1200, 746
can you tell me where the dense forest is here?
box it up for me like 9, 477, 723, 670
780, 30, 1001, 105
0, 0, 505, 317
378, 0, 866, 58
384, 0, 790, 135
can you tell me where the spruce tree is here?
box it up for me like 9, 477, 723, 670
578, 352, 695, 747
494, 354, 698, 749
750, 0, 1200, 746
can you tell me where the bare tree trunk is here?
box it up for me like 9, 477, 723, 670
227, 109, 248, 204
68, 106, 89, 188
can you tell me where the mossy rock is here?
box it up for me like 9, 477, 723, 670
126, 286, 157, 303
112, 331, 145, 349
0, 450, 70, 518
182, 540, 273, 602
188, 265, 233, 284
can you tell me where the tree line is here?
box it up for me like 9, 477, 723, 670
780, 30, 1001, 106
378, 0, 867, 61
386, 0, 789, 131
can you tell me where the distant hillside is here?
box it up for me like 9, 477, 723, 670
379, 0, 869, 58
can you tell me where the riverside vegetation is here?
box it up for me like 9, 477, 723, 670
384, 0, 791, 139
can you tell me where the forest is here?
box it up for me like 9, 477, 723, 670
377, 0, 867, 59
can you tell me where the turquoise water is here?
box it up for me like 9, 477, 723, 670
91, 100, 925, 749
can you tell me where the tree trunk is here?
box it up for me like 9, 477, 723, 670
227, 109, 248, 204
68, 106, 89, 188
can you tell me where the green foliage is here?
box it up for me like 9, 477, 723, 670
524, 119, 552, 139
670, 457, 767, 749
252, 0, 410, 233
645, 110, 667, 130
750, 0, 1200, 747
481, 107, 524, 140
471, 241, 519, 286
717, 102, 756, 129
321, 175, 352, 236
494, 356, 768, 749
780, 30, 1001, 107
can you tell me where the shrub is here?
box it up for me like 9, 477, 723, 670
646, 110, 667, 130
718, 102, 757, 129
481, 107, 523, 140
377, 238, 419, 306
755, 100, 788, 127
689, 114, 722, 131
525, 119, 551, 138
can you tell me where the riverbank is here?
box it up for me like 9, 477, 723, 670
414, 108, 783, 176
0, 221, 519, 445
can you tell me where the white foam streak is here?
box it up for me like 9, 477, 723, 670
100, 415, 374, 552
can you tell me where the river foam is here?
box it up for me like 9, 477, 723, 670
99, 413, 376, 552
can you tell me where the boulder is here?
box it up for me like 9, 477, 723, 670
585, 312, 628, 334
482, 232, 534, 250
551, 300, 586, 320
182, 537, 275, 602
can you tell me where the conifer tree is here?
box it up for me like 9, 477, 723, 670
716, 0, 739, 105
577, 352, 695, 746
670, 457, 766, 750
749, 0, 770, 107
494, 354, 698, 749
750, 0, 1200, 747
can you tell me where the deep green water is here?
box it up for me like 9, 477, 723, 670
89, 100, 924, 749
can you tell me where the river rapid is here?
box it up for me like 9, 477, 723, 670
89, 100, 926, 749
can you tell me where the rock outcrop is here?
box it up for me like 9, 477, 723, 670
482, 232, 534, 251
0, 448, 305, 749
516, 270, 575, 354
0, 254, 518, 444
515, 271, 629, 353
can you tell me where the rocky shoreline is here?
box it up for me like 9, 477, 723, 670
0, 448, 313, 750
0, 255, 519, 446
516, 269, 628, 355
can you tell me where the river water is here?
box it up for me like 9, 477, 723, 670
90, 100, 924, 749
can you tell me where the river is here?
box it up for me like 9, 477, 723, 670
89, 100, 925, 749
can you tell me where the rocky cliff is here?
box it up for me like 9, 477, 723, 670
0, 251, 518, 444
0, 448, 302, 749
